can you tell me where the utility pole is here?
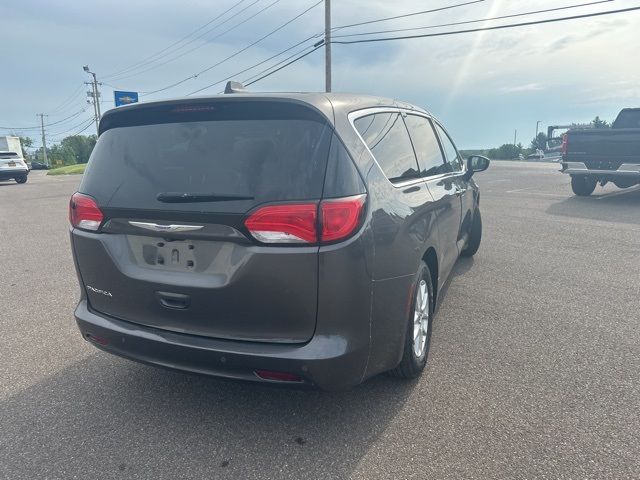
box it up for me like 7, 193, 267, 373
38, 113, 48, 166
83, 65, 101, 134
324, 0, 331, 93
514, 129, 517, 146
535, 120, 541, 138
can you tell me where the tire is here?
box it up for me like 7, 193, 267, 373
15, 175, 27, 184
461, 208, 482, 257
390, 262, 434, 379
571, 175, 596, 196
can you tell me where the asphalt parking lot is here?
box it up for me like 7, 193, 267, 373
1, 162, 639, 479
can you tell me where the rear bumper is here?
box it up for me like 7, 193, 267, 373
74, 300, 370, 390
561, 161, 640, 177
0, 168, 28, 180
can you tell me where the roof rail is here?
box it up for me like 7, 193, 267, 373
224, 81, 247, 94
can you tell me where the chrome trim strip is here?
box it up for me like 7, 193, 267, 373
563, 162, 640, 176
128, 221, 204, 233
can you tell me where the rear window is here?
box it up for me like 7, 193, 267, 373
613, 109, 640, 129
0, 152, 19, 159
353, 112, 420, 184
81, 101, 332, 213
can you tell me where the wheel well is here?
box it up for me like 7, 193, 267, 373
422, 248, 439, 308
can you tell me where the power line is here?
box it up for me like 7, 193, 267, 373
241, 44, 316, 85
103, 0, 249, 79
0, 109, 87, 131
48, 117, 95, 138
47, 83, 85, 115
332, 0, 486, 32
106, 0, 266, 82
143, 0, 322, 97
187, 34, 320, 95
332, 0, 615, 39
244, 45, 323, 87
330, 6, 640, 45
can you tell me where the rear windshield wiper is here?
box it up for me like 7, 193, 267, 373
157, 192, 255, 203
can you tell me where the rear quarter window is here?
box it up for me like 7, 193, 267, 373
353, 112, 420, 184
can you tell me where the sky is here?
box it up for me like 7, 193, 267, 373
1, 0, 639, 149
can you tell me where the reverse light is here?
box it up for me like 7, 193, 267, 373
69, 192, 104, 231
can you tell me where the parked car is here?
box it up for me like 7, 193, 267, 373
30, 161, 50, 170
561, 108, 640, 196
69, 90, 489, 390
0, 151, 29, 184
526, 150, 545, 160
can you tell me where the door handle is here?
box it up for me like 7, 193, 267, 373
156, 291, 191, 310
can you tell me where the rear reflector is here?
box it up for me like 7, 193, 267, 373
69, 192, 104, 231
320, 194, 366, 243
245, 203, 318, 243
254, 370, 304, 383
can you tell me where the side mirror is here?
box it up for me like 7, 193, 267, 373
465, 155, 490, 179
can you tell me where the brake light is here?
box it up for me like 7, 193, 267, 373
245, 195, 366, 245
69, 192, 103, 231
245, 203, 318, 243
320, 194, 366, 242
561, 134, 568, 156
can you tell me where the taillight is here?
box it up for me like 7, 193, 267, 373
245, 203, 318, 243
244, 194, 366, 245
561, 134, 568, 156
69, 192, 103, 231
320, 194, 366, 243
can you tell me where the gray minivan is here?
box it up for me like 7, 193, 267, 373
69, 91, 489, 390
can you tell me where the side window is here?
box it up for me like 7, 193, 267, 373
434, 123, 463, 173
354, 112, 420, 183
404, 115, 447, 177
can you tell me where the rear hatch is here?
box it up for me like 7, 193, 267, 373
71, 99, 336, 343
0, 152, 27, 171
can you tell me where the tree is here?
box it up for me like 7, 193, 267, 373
49, 144, 76, 166
488, 143, 524, 160
61, 135, 96, 164
591, 116, 610, 129
530, 132, 548, 151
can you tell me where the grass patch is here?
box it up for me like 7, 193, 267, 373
47, 164, 87, 175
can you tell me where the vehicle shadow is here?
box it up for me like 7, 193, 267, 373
546, 187, 640, 225
435, 256, 474, 314
0, 353, 416, 479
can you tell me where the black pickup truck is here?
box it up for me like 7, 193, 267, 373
560, 108, 640, 196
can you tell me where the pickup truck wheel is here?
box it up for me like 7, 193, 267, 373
15, 175, 27, 184
571, 176, 596, 196
389, 262, 433, 379
461, 208, 482, 257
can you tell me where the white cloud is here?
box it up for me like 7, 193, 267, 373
500, 83, 544, 93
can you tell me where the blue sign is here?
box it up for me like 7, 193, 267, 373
114, 91, 139, 107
